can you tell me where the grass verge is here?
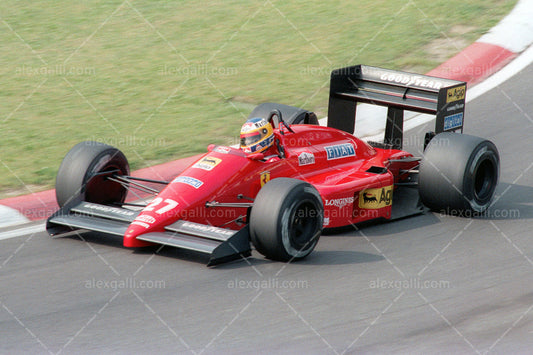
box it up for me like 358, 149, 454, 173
0, 0, 516, 197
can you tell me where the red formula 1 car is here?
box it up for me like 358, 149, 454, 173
47, 65, 500, 265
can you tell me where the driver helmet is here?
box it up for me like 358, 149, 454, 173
240, 117, 274, 154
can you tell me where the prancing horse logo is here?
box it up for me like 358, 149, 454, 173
260, 171, 270, 187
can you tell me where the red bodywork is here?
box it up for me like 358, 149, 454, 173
123, 124, 417, 248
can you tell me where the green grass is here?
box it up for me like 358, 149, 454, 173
0, 0, 516, 197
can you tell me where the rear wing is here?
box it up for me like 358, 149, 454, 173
327, 65, 466, 149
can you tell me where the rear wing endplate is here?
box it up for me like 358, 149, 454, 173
327, 65, 466, 149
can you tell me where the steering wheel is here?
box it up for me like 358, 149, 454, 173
269, 109, 295, 134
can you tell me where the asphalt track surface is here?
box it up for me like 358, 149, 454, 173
2, 63, 533, 354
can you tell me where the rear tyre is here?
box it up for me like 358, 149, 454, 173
419, 132, 499, 213
250, 178, 323, 262
55, 141, 129, 207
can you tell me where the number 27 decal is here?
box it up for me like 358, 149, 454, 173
144, 197, 179, 214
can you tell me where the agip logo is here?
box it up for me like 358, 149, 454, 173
358, 185, 393, 209
446, 85, 466, 103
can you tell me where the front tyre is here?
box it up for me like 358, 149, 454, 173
250, 178, 323, 262
419, 132, 499, 213
55, 141, 129, 207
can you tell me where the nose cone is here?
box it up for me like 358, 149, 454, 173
123, 148, 251, 248
124, 213, 159, 247
123, 200, 184, 247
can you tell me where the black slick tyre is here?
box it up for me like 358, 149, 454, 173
55, 141, 129, 207
419, 132, 499, 213
250, 178, 323, 262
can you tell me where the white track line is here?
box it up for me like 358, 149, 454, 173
0, 222, 46, 241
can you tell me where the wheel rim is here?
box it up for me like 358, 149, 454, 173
85, 164, 127, 205
289, 200, 321, 250
473, 158, 496, 202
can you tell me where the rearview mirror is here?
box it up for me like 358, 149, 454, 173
247, 152, 265, 161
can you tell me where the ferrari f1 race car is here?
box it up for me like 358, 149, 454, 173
47, 65, 499, 265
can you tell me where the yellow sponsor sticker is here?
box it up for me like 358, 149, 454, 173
358, 185, 393, 209
260, 171, 270, 187
193, 157, 222, 171
446, 85, 466, 103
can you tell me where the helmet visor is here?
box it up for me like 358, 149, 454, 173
240, 130, 265, 147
